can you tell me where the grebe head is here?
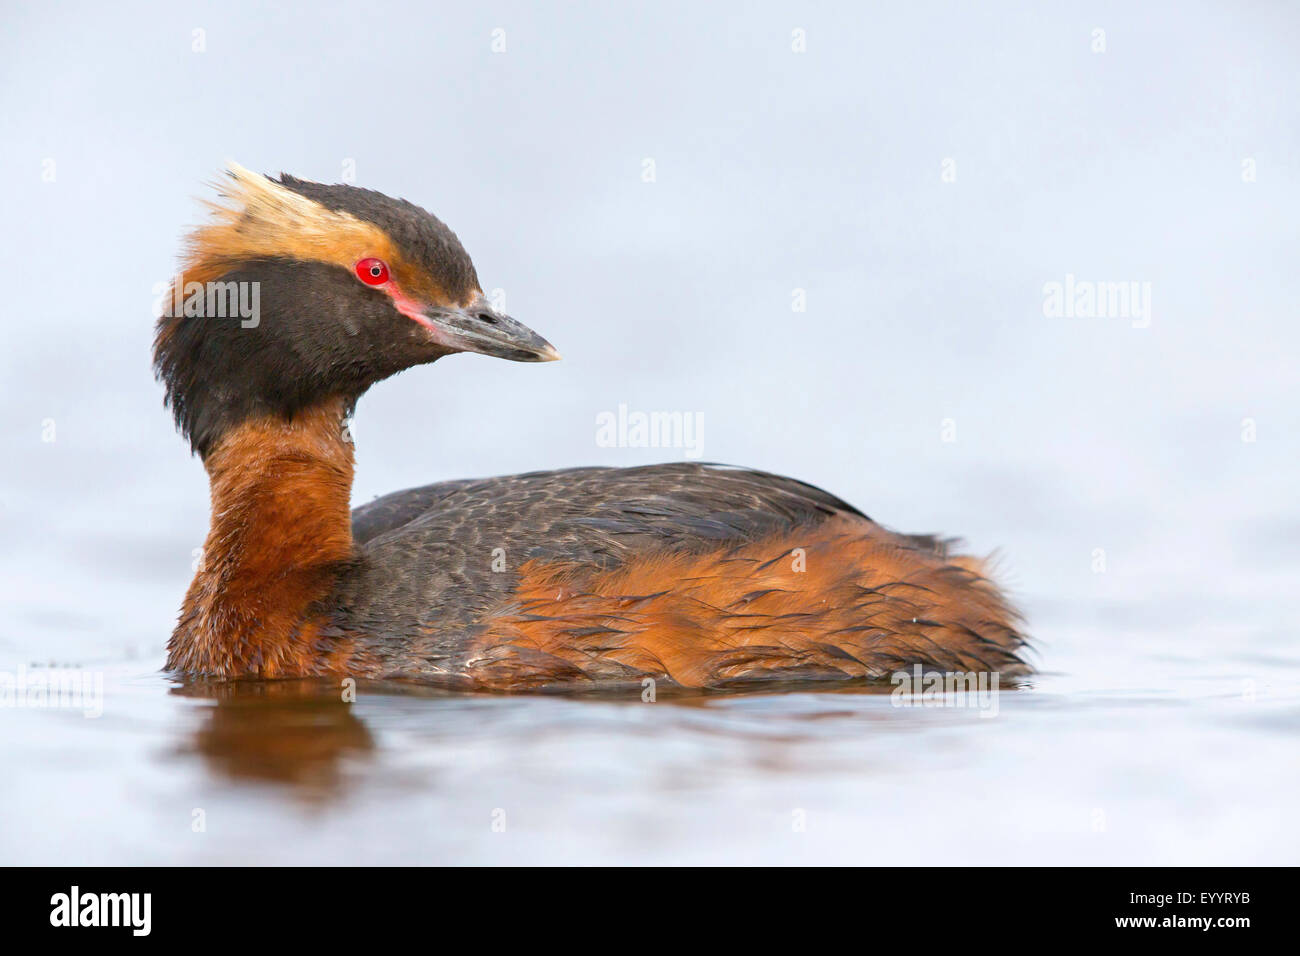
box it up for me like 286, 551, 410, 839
153, 164, 558, 457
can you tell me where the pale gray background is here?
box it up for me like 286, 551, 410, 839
1, 1, 1297, 865
3, 0, 1296, 652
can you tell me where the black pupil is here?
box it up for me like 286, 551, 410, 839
370, 265, 382, 277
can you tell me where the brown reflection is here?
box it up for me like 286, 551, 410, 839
171, 678, 374, 799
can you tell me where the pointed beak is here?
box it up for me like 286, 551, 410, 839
418, 295, 560, 363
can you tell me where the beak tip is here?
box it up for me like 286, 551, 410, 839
538, 344, 562, 362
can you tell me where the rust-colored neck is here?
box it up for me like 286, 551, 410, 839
166, 399, 356, 677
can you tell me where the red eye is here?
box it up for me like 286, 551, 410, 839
355, 258, 390, 286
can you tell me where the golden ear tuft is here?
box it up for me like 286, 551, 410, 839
177, 162, 397, 284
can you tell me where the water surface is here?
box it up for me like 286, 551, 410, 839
4, 601, 1295, 865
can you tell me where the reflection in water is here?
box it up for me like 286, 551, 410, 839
166, 673, 919, 800
171, 679, 374, 798
170, 671, 1033, 800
